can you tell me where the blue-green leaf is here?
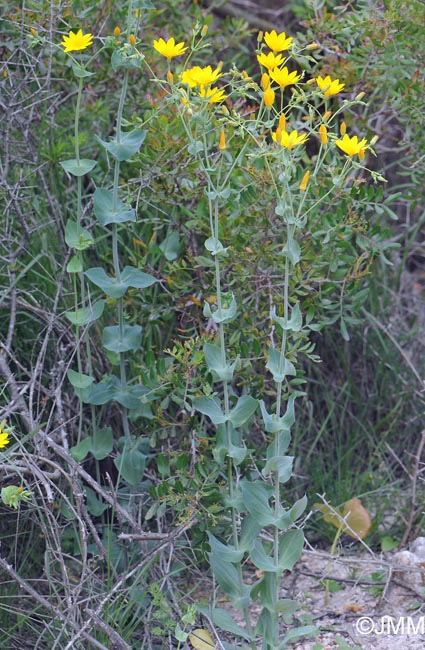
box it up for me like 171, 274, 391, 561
65, 220, 94, 250
91, 427, 113, 460
280, 625, 319, 647
278, 529, 304, 571
67, 369, 95, 390
60, 158, 97, 176
85, 266, 157, 298
241, 481, 275, 526
66, 254, 83, 274
102, 324, 142, 353
204, 237, 228, 257
229, 395, 258, 427
203, 293, 237, 324
71, 63, 94, 78
96, 128, 147, 161
207, 532, 244, 563
64, 300, 105, 326
70, 437, 92, 462
262, 455, 294, 483
93, 188, 136, 226
251, 539, 278, 573
290, 495, 308, 522
114, 448, 146, 486
210, 609, 252, 641
272, 304, 302, 332
159, 231, 181, 261
204, 343, 237, 382
192, 396, 226, 425
266, 346, 296, 383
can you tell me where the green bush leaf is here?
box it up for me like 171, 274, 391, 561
93, 188, 136, 226
210, 608, 252, 641
102, 324, 142, 353
66, 254, 83, 274
59, 158, 97, 176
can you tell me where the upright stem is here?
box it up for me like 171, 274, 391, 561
112, 68, 131, 440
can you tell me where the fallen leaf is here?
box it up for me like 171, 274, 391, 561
189, 628, 216, 650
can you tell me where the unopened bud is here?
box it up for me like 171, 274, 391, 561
114, 26, 121, 37
300, 170, 310, 191
319, 124, 328, 144
261, 73, 270, 90
167, 70, 174, 84
258, 31, 264, 43
135, 8, 140, 17
201, 24, 208, 37
129, 34, 136, 46
278, 113, 286, 131
307, 42, 320, 50
264, 87, 275, 108
370, 135, 379, 146
219, 129, 226, 151
355, 91, 366, 101
323, 110, 332, 122
221, 105, 229, 116
30, 27, 37, 37
340, 121, 346, 135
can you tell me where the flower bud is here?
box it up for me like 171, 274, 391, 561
264, 87, 275, 108
258, 31, 263, 43
219, 129, 226, 151
323, 110, 332, 122
114, 26, 121, 37
261, 73, 270, 90
319, 124, 328, 144
340, 121, 346, 135
278, 113, 286, 131
370, 135, 379, 146
307, 42, 320, 50
300, 170, 310, 191
167, 70, 174, 84
30, 27, 37, 37
201, 24, 208, 37
355, 91, 366, 101
129, 34, 136, 46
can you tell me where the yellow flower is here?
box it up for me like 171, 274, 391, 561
257, 52, 285, 71
316, 75, 345, 96
261, 72, 270, 90
335, 133, 368, 158
153, 36, 188, 60
263, 87, 275, 108
198, 86, 227, 103
272, 128, 309, 150
0, 420, 11, 449
269, 66, 301, 88
264, 30, 293, 53
181, 65, 222, 88
61, 29, 93, 53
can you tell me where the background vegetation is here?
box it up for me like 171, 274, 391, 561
1, 0, 424, 648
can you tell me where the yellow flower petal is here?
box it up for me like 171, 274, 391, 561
61, 29, 93, 53
153, 37, 188, 60
257, 52, 285, 71
263, 30, 293, 53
